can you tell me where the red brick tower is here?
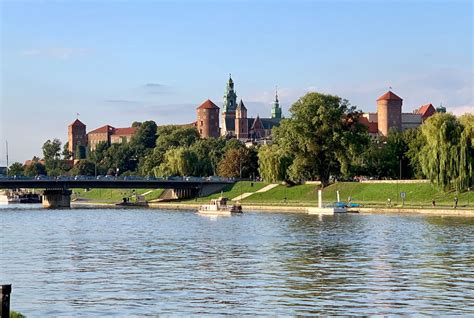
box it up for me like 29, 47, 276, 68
197, 99, 220, 138
377, 91, 402, 136
68, 119, 87, 157
235, 99, 248, 140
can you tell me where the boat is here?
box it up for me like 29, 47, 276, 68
198, 197, 242, 215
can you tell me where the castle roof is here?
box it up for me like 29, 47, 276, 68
88, 125, 115, 134
359, 116, 379, 134
114, 127, 137, 136
416, 103, 435, 116
377, 91, 403, 101
69, 119, 86, 127
197, 99, 219, 110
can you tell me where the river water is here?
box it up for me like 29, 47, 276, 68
1, 205, 473, 316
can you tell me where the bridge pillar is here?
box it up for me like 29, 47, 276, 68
42, 189, 72, 208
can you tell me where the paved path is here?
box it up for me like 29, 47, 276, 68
232, 183, 279, 201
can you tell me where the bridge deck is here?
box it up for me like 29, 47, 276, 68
0, 179, 233, 190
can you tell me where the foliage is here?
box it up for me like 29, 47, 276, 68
24, 161, 47, 177
70, 160, 96, 176
8, 162, 24, 176
273, 92, 368, 186
10, 310, 27, 318
156, 147, 196, 176
217, 147, 257, 178
42, 139, 62, 160
102, 143, 137, 175
139, 126, 200, 175
62, 142, 72, 159
189, 138, 227, 176
131, 120, 157, 151
258, 144, 292, 182
419, 113, 472, 191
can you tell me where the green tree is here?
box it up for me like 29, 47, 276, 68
273, 92, 368, 186
42, 139, 62, 160
24, 162, 47, 177
102, 143, 137, 175
217, 147, 255, 178
189, 137, 228, 176
419, 113, 471, 191
131, 120, 157, 149
156, 147, 196, 176
70, 160, 96, 176
8, 162, 24, 176
62, 142, 72, 159
258, 144, 292, 182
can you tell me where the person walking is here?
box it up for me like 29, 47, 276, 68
432, 199, 436, 207
454, 196, 458, 209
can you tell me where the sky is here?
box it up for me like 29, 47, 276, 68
0, 0, 473, 164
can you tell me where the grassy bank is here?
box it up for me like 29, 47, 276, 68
71, 181, 473, 209
73, 188, 164, 203
244, 182, 472, 208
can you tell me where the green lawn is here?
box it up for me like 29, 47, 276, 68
73, 188, 164, 203
243, 182, 473, 208
182, 181, 270, 203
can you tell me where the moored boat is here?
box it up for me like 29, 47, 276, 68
198, 197, 242, 215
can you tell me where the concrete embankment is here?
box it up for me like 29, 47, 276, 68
149, 202, 474, 216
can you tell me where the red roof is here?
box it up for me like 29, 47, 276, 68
377, 91, 403, 101
113, 127, 137, 135
197, 99, 219, 110
69, 119, 86, 127
416, 103, 435, 116
359, 117, 379, 134
88, 125, 115, 134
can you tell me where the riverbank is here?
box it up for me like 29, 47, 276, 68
145, 202, 474, 216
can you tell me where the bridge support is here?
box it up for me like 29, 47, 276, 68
42, 189, 72, 208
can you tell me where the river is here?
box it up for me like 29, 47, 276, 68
1, 205, 473, 316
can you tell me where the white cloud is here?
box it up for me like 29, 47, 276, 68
20, 47, 91, 59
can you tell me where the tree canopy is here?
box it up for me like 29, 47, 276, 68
273, 92, 368, 186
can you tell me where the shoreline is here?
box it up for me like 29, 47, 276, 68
71, 201, 474, 216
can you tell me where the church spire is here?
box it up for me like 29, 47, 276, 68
223, 73, 237, 113
271, 86, 282, 119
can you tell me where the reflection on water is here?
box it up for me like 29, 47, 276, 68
1, 205, 473, 316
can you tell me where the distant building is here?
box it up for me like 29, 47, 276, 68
196, 99, 220, 138
67, 119, 87, 157
0, 166, 6, 175
197, 75, 282, 140
87, 125, 137, 150
361, 91, 438, 137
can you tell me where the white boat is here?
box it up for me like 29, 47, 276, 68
198, 197, 242, 215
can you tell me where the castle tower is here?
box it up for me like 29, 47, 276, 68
221, 74, 237, 136
271, 87, 282, 119
68, 119, 87, 158
197, 99, 220, 138
377, 91, 402, 136
235, 99, 248, 140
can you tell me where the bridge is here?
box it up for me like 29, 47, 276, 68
0, 178, 233, 208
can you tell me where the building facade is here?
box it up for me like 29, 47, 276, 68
196, 99, 220, 138
67, 119, 87, 157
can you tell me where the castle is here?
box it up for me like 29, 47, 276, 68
360, 90, 438, 137
68, 77, 440, 158
197, 75, 283, 141
67, 120, 136, 158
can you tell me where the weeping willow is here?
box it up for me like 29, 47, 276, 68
419, 113, 473, 191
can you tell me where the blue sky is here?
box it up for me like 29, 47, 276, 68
1, 0, 472, 163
